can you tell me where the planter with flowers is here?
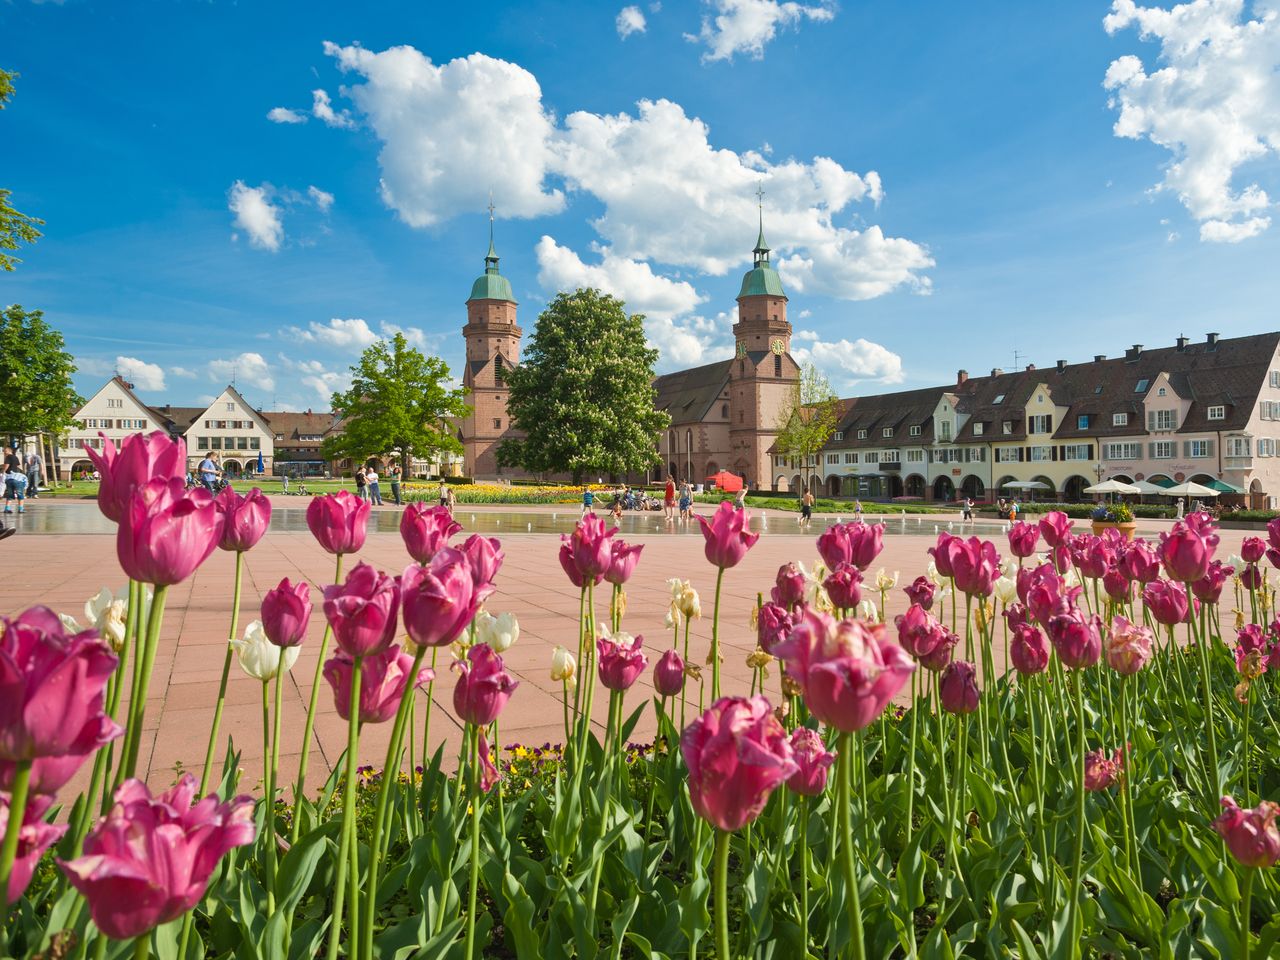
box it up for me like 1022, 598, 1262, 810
1091, 502, 1137, 539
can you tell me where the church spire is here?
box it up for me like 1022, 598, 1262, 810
484, 193, 499, 273
753, 183, 770, 266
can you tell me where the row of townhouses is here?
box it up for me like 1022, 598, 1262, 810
773, 331, 1280, 509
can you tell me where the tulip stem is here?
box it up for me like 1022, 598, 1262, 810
293, 552, 344, 844
714, 829, 731, 960
1192, 614, 1222, 810
122, 585, 169, 779
325, 654, 362, 960
267, 665, 285, 911
1066, 669, 1087, 952
837, 731, 866, 960
259, 679, 275, 915
419, 646, 439, 784
464, 726, 482, 960
0, 759, 32, 921
90, 580, 139, 820
711, 567, 725, 699
1118, 678, 1137, 882
905, 672, 918, 848
798, 797, 810, 951
114, 582, 149, 793
199, 551, 244, 796
1241, 867, 1254, 960
132, 935, 150, 960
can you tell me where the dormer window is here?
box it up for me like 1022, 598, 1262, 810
1002, 421, 1013, 435
882, 427, 893, 438
834, 431, 844, 441
857, 429, 868, 440
1207, 405, 1225, 420
1077, 415, 1090, 429
1157, 387, 1166, 397
973, 423, 984, 436
909, 425, 921, 437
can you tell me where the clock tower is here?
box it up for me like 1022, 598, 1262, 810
729, 198, 798, 490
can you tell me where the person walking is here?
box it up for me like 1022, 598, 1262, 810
800, 488, 814, 527
962, 497, 974, 522
4, 462, 28, 514
354, 466, 368, 502
367, 466, 383, 506
664, 475, 676, 523
389, 464, 403, 505
678, 480, 692, 523
198, 451, 220, 494
25, 448, 43, 499
735, 482, 748, 510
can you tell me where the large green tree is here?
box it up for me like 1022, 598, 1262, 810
1, 70, 44, 271
774, 362, 842, 493
0, 304, 80, 436
498, 288, 669, 482
321, 333, 469, 476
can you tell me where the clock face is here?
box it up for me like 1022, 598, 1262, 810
771, 338, 785, 355
736, 341, 747, 358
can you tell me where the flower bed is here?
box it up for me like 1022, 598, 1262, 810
2, 431, 1280, 959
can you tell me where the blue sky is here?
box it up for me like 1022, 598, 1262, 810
3, 0, 1279, 410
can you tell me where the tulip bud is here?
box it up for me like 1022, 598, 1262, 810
475, 610, 519, 653
1083, 747, 1123, 791
785, 727, 836, 797
653, 648, 685, 697
231, 621, 300, 681
551, 645, 577, 686
1213, 796, 1280, 867
939, 660, 980, 714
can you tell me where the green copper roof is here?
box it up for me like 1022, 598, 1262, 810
468, 214, 516, 303
738, 263, 786, 298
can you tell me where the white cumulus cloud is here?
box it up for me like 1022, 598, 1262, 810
311, 88, 356, 128
114, 356, 166, 392
791, 334, 905, 387
307, 185, 335, 212
170, 366, 198, 379
1103, 0, 1280, 242
535, 236, 706, 320
208, 352, 275, 392
689, 0, 836, 62
267, 106, 307, 124
228, 181, 284, 251
646, 311, 736, 370
279, 355, 351, 401
289, 318, 379, 349
617, 5, 647, 37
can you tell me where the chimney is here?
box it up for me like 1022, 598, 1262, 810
1206, 332, 1220, 346
956, 369, 968, 385
1094, 354, 1106, 363
991, 367, 1004, 377
1176, 335, 1188, 351
1056, 359, 1067, 373
1125, 344, 1143, 361
1025, 363, 1036, 372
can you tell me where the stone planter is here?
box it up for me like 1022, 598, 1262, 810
1091, 520, 1137, 540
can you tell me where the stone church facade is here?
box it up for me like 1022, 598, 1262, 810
459, 220, 800, 490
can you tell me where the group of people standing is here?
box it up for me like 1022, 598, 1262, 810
4, 443, 43, 516
353, 464, 402, 506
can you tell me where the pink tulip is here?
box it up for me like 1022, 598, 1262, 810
776, 617, 914, 732
306, 491, 371, 556
1160, 520, 1216, 582
1003, 602, 1031, 630
0, 607, 121, 766
1105, 616, 1153, 675
918, 630, 958, 673
823, 562, 863, 611
58, 775, 255, 939
84, 430, 186, 524
757, 602, 797, 655
927, 532, 961, 579
1007, 521, 1040, 558
1267, 517, 1280, 552
477, 732, 500, 793
117, 479, 223, 586
950, 537, 999, 596
400, 503, 462, 564
1038, 511, 1073, 548
1268, 547, 1280, 571
558, 541, 599, 588
653, 648, 685, 697
597, 631, 648, 691
1102, 568, 1132, 602
771, 562, 808, 609
1212, 797, 1280, 868
1118, 539, 1161, 584
895, 603, 945, 661
903, 575, 936, 611
1, 796, 65, 905
1, 716, 121, 797
1074, 536, 1112, 581
785, 727, 836, 797
1241, 563, 1264, 590
260, 578, 312, 648
1143, 579, 1190, 626
1083, 747, 1123, 791
696, 502, 760, 569
323, 562, 400, 658
1009, 623, 1050, 675
1242, 537, 1267, 565
401, 548, 482, 649
565, 513, 616, 580
452, 643, 518, 726
459, 534, 504, 594
324, 645, 433, 725
1236, 624, 1269, 675
939, 660, 980, 714
681, 695, 798, 832
214, 487, 271, 553
1048, 610, 1102, 669
1048, 543, 1072, 576
604, 540, 644, 586
817, 522, 883, 572
1191, 560, 1234, 603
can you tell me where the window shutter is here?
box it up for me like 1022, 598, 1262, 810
1018, 447, 1026, 462
1147, 411, 1156, 431
1051, 446, 1058, 462
1148, 442, 1157, 458
1087, 444, 1094, 460
1206, 440, 1215, 457
1182, 441, 1191, 458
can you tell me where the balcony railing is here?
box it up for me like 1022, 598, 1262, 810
879, 462, 902, 472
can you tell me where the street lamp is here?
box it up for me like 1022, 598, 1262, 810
1094, 462, 1105, 483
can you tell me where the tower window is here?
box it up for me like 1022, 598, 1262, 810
774, 354, 782, 378
721, 404, 729, 418
494, 355, 505, 385
493, 419, 501, 430
739, 360, 745, 375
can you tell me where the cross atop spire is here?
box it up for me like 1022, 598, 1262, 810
485, 192, 500, 270
753, 182, 770, 265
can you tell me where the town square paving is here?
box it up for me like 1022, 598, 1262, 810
0, 499, 1251, 801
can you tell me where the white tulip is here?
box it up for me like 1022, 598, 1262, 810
475, 611, 519, 653
1227, 553, 1246, 572
231, 621, 299, 681
857, 598, 879, 623
58, 612, 82, 633
551, 645, 577, 686
1062, 567, 1081, 589
999, 556, 1019, 579
993, 575, 1018, 606
926, 561, 947, 587
85, 587, 129, 653
875, 568, 899, 591
665, 607, 682, 630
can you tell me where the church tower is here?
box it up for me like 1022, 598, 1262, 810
728, 197, 799, 490
460, 208, 521, 478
